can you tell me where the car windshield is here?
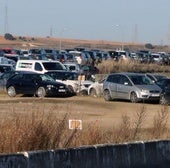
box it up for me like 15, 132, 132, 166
39, 74, 55, 82
129, 75, 153, 85
0, 66, 13, 73
42, 62, 65, 70
46, 72, 78, 80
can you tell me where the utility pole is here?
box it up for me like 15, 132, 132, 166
50, 26, 53, 37
4, 5, 9, 34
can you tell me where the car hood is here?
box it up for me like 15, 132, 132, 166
42, 80, 65, 86
135, 84, 161, 91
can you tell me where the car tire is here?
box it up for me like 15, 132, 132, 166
160, 94, 168, 105
68, 85, 75, 95
79, 90, 88, 96
89, 88, 97, 97
36, 87, 46, 98
103, 89, 112, 101
130, 92, 139, 103
7, 86, 16, 97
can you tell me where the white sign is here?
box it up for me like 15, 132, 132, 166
69, 119, 82, 130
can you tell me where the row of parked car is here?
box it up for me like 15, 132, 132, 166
0, 59, 94, 97
0, 47, 170, 105
0, 47, 108, 66
1, 61, 170, 105
2, 47, 170, 67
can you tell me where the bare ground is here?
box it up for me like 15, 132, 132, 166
0, 93, 169, 130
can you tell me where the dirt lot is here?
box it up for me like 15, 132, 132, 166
0, 93, 169, 130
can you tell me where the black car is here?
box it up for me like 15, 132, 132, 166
0, 71, 22, 91
145, 73, 167, 83
6, 72, 69, 97
155, 78, 170, 105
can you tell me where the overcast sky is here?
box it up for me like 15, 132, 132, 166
0, 0, 170, 45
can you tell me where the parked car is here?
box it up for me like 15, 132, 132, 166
103, 72, 161, 103
65, 53, 77, 63
0, 64, 15, 74
28, 48, 46, 56
0, 71, 21, 91
15, 60, 66, 74
69, 51, 87, 65
88, 78, 105, 97
145, 73, 167, 83
20, 49, 29, 57
155, 78, 170, 105
63, 62, 81, 73
6, 72, 69, 97
28, 54, 48, 60
45, 71, 93, 95
151, 53, 163, 64
44, 49, 57, 60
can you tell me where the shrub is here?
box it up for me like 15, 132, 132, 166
0, 103, 169, 154
4, 33, 16, 40
145, 43, 154, 49
96, 60, 170, 74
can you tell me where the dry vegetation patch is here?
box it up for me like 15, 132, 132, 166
0, 97, 169, 154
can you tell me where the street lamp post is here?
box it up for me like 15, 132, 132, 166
59, 28, 68, 53
115, 24, 124, 51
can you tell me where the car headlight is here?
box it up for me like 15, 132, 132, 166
141, 89, 149, 93
47, 85, 55, 88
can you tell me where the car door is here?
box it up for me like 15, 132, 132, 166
0, 72, 14, 90
107, 74, 120, 98
117, 75, 132, 99
19, 74, 38, 94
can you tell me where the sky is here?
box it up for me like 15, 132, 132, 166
0, 0, 170, 45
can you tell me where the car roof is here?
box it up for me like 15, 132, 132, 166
109, 72, 145, 76
45, 70, 78, 75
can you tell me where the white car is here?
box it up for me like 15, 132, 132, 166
69, 51, 87, 65
45, 71, 93, 95
88, 78, 105, 97
63, 62, 81, 73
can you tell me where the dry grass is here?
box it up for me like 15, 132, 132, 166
0, 102, 169, 154
96, 60, 170, 74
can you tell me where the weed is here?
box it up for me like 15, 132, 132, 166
0, 103, 169, 154
97, 60, 170, 74
151, 105, 169, 139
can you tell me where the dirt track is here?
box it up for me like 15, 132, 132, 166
0, 93, 169, 130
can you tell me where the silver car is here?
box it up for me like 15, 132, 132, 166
103, 72, 161, 102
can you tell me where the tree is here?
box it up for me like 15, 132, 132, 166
145, 43, 154, 49
4, 33, 16, 40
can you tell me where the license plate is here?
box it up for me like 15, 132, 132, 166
59, 89, 66, 92
151, 94, 159, 97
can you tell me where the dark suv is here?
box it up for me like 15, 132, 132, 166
6, 72, 69, 97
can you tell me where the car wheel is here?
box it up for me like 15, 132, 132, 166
36, 87, 46, 98
89, 88, 97, 97
68, 85, 75, 95
7, 86, 16, 97
79, 90, 88, 96
130, 92, 138, 103
160, 94, 168, 105
103, 89, 112, 101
